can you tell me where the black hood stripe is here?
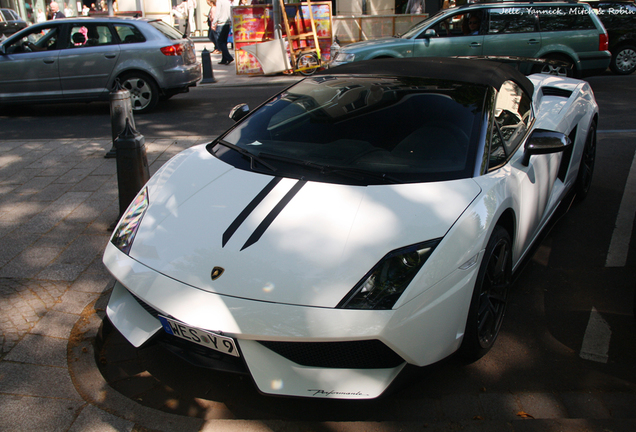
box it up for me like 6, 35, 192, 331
222, 177, 282, 247
241, 179, 307, 251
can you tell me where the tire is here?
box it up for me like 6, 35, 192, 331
119, 72, 159, 114
296, 53, 319, 76
609, 45, 636, 75
575, 121, 597, 201
459, 225, 512, 362
533, 54, 575, 78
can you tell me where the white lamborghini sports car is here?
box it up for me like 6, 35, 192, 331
104, 58, 598, 399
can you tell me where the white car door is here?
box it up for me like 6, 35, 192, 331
489, 81, 563, 261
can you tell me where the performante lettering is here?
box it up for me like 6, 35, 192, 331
308, 389, 369, 397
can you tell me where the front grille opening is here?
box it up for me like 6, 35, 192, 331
259, 340, 405, 369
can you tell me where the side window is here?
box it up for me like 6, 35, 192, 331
68, 24, 114, 48
1, 10, 12, 21
595, 3, 636, 26
433, 12, 483, 37
5, 26, 60, 53
114, 24, 146, 44
489, 81, 532, 169
487, 8, 537, 34
538, 6, 596, 31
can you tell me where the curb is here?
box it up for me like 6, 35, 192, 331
68, 284, 205, 432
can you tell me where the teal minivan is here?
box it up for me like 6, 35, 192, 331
330, 2, 611, 77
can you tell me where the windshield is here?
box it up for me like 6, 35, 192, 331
212, 76, 486, 185
400, 10, 446, 38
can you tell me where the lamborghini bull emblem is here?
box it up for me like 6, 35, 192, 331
211, 266, 225, 281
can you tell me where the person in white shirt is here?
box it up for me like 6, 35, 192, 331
210, 0, 233, 65
64, 3, 74, 16
36, 8, 46, 22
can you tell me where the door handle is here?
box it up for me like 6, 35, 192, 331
105, 54, 117, 59
528, 39, 539, 45
43, 59, 55, 64
470, 42, 481, 48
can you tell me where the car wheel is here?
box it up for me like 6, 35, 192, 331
610, 45, 636, 75
534, 54, 575, 77
575, 121, 597, 200
119, 72, 159, 114
459, 225, 511, 362
297, 53, 319, 76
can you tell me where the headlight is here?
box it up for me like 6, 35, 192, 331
337, 239, 440, 310
111, 187, 149, 255
334, 52, 355, 63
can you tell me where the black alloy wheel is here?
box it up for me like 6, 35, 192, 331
459, 225, 512, 361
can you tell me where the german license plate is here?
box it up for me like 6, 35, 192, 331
158, 316, 239, 357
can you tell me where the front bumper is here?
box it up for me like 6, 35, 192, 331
104, 241, 479, 398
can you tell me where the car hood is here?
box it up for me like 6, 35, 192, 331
128, 145, 481, 308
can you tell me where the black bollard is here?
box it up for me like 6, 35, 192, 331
201, 47, 217, 84
114, 119, 149, 218
105, 80, 136, 159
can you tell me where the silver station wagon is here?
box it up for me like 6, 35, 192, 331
0, 17, 202, 113
330, 1, 611, 77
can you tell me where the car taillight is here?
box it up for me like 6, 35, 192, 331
160, 43, 184, 56
599, 33, 609, 51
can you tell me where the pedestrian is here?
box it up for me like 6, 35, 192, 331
405, 0, 424, 14
36, 7, 46, 22
206, 0, 220, 53
49, 2, 66, 19
187, 0, 197, 37
210, 0, 234, 65
64, 2, 74, 17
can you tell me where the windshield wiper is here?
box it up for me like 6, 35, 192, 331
259, 153, 400, 184
215, 140, 277, 173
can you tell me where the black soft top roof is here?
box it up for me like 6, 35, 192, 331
321, 57, 534, 97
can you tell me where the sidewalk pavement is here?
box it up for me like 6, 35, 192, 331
192, 42, 304, 88
0, 55, 635, 432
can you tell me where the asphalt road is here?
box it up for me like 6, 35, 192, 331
0, 86, 288, 140
2, 72, 635, 421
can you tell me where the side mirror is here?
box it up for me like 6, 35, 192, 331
229, 103, 250, 122
522, 129, 570, 166
423, 29, 437, 38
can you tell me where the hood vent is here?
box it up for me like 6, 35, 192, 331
542, 87, 573, 98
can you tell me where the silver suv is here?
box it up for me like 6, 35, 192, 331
0, 17, 202, 113
330, 2, 611, 77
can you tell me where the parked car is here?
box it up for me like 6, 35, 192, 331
0, 8, 27, 38
103, 57, 599, 399
584, 0, 636, 74
330, 1, 610, 77
0, 17, 202, 113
